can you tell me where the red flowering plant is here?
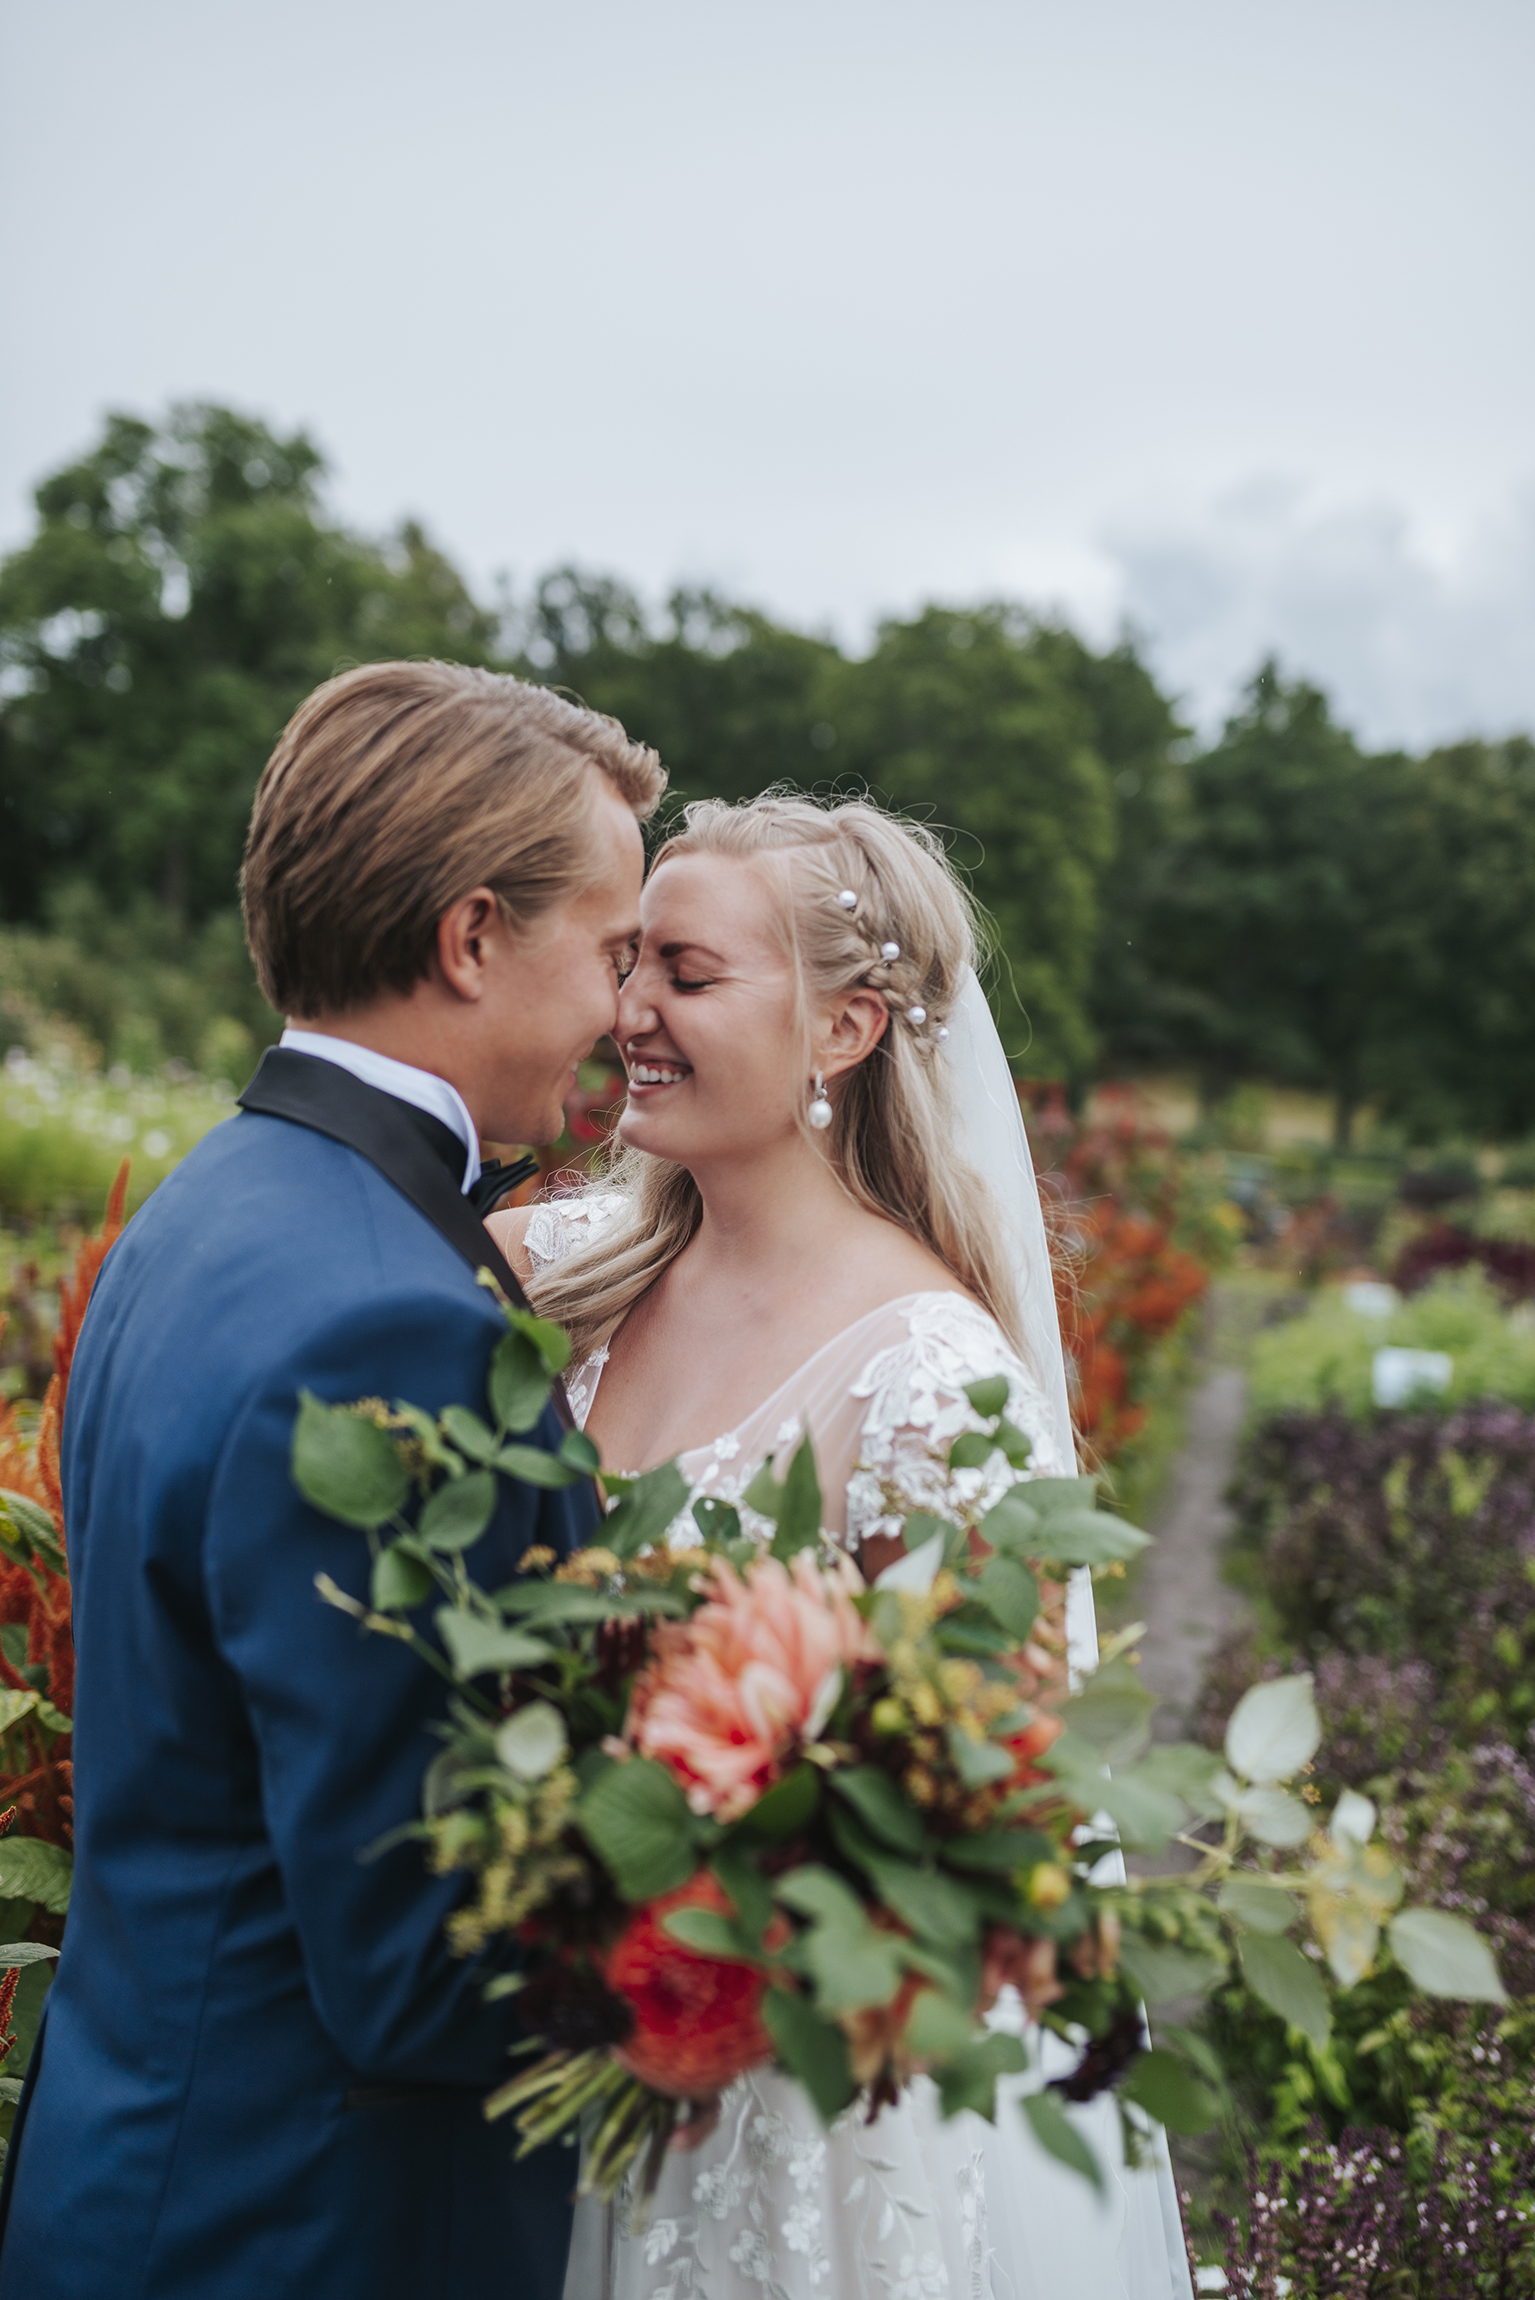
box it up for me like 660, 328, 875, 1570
1013, 1087, 1235, 1463
294, 1306, 1507, 2208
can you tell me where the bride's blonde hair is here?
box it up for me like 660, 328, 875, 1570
528, 792, 1024, 1360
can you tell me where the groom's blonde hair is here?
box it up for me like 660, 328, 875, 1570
241, 660, 664, 1016
532, 793, 1029, 1361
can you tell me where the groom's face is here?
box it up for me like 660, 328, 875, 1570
478, 777, 645, 1145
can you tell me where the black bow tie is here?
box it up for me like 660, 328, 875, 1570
467, 1154, 540, 1218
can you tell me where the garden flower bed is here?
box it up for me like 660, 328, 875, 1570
1193, 1337, 1535, 2286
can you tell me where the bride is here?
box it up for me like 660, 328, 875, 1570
488, 794, 1192, 2300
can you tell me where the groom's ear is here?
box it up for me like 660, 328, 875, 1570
434, 887, 507, 1002
823, 988, 890, 1077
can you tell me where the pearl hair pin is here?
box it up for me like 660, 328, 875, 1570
837, 889, 858, 910
880, 941, 900, 962
906, 1005, 927, 1025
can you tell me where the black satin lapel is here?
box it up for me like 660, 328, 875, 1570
236, 1049, 573, 1430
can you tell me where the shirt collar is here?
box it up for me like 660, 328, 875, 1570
278, 1030, 482, 1194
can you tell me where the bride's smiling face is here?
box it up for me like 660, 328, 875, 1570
615, 853, 814, 1165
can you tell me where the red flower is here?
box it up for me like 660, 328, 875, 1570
603, 1874, 783, 2098
1005, 1710, 1064, 1788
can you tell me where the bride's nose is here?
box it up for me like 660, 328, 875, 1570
617, 970, 658, 1039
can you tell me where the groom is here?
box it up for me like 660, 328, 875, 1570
0, 662, 662, 2299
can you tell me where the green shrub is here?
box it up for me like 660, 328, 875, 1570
1246, 1269, 1535, 1421
0, 904, 278, 1082
0, 1050, 232, 1225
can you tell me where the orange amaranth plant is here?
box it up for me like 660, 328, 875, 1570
0, 1161, 130, 1857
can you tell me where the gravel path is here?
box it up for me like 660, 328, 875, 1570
1135, 1362, 1250, 1740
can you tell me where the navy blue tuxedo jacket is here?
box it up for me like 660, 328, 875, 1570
0, 1058, 596, 2300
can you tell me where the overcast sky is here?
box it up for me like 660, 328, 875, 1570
3, 0, 1532, 747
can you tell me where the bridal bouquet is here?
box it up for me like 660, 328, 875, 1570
292, 1291, 1505, 2202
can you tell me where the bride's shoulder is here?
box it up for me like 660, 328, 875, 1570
486, 1186, 626, 1277
853, 1289, 1027, 1396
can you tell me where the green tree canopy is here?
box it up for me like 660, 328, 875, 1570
0, 404, 497, 929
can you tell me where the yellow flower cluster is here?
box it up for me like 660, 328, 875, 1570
439, 1766, 583, 1956
874, 1586, 1026, 1826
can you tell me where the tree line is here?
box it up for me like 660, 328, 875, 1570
2, 404, 1532, 1143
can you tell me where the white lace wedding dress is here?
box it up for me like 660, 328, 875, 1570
521, 1197, 1194, 2300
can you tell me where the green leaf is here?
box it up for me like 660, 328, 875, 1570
662, 1906, 755, 1961
711, 1850, 776, 1951
507, 1306, 574, 1376
948, 1430, 999, 1472
577, 1757, 697, 1901
1218, 1879, 1299, 1935
487, 1330, 553, 1434
1039, 1733, 1182, 1852
0, 1942, 59, 1968
491, 1444, 578, 1490
740, 1456, 784, 1523
775, 1874, 924, 2008
933, 2030, 1028, 2118
729, 1763, 821, 1844
692, 1497, 741, 1544
370, 1544, 434, 1611
761, 1988, 855, 2122
1021, 2089, 1103, 2190
388, 1402, 464, 1474
978, 1491, 1042, 1554
993, 1418, 1035, 1470
1120, 2046, 1221, 2135
946, 1727, 1015, 1790
439, 1406, 500, 1463
494, 1700, 568, 1782
1388, 1909, 1506, 2004
830, 1768, 929, 1857
976, 1555, 1039, 1641
1225, 1673, 1321, 1785
434, 1609, 552, 1680
1235, 1786, 1314, 1848
0, 1838, 71, 1916
291, 1393, 409, 1529
1237, 1931, 1332, 2048
558, 1428, 601, 1477
905, 1988, 978, 2060
942, 1827, 1053, 1875
773, 1865, 867, 1929
0, 2076, 22, 2105
1027, 1508, 1150, 1568
0, 1489, 66, 1574
850, 1844, 981, 1951
1057, 1661, 1155, 1766
1115, 1935, 1225, 2005
769, 1436, 823, 1560
1019, 1475, 1099, 1512
0, 1689, 39, 1737
964, 1375, 1010, 1420
418, 1469, 498, 1552
602, 1461, 690, 1560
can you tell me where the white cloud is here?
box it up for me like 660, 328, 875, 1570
1103, 481, 1535, 751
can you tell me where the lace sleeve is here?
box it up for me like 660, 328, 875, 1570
844, 1294, 1074, 1552
523, 1187, 624, 1273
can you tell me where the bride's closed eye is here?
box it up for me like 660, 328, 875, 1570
669, 972, 715, 993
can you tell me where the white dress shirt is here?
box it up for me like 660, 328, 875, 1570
278, 1029, 482, 1194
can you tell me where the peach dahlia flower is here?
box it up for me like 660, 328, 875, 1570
627, 1550, 878, 1820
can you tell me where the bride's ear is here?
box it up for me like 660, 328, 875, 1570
822, 988, 890, 1078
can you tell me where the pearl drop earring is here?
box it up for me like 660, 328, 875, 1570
808, 1070, 833, 1129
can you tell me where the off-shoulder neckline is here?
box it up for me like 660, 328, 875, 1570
588, 1288, 1003, 1472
